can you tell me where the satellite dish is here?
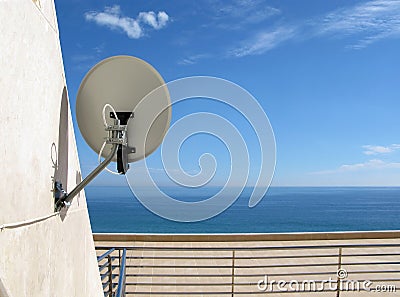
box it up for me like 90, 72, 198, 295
54, 55, 171, 210
76, 55, 171, 163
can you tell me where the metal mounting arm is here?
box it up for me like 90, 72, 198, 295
54, 144, 118, 211
54, 113, 134, 211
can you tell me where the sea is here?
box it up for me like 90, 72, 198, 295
86, 186, 400, 233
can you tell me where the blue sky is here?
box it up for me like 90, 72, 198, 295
56, 0, 400, 187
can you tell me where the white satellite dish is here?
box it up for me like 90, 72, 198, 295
54, 55, 171, 210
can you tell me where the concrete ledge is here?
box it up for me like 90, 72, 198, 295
93, 230, 400, 242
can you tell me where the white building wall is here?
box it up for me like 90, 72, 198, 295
0, 1, 103, 296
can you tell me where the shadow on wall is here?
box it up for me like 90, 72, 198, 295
51, 87, 69, 219
0, 272, 10, 297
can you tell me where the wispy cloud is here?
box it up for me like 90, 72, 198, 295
228, 0, 400, 58
316, 0, 400, 49
71, 54, 95, 63
70, 44, 105, 71
312, 159, 400, 175
178, 54, 210, 65
209, 0, 280, 29
363, 144, 400, 155
229, 26, 296, 57
84, 5, 169, 39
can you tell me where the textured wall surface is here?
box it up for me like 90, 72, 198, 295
0, 1, 103, 296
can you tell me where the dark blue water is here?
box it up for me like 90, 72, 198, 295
86, 187, 400, 233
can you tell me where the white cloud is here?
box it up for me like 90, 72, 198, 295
317, 0, 400, 49
363, 144, 400, 155
312, 159, 400, 175
229, 27, 295, 57
84, 5, 169, 39
139, 11, 169, 30
311, 143, 400, 175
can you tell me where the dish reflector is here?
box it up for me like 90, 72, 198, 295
76, 55, 171, 163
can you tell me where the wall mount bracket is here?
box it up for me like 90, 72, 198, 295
54, 112, 134, 211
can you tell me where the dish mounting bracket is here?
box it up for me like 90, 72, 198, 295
53, 112, 135, 211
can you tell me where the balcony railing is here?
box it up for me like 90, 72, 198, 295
95, 237, 400, 296
97, 248, 127, 296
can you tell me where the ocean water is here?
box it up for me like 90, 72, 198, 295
86, 186, 400, 233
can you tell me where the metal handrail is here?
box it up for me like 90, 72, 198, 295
97, 248, 115, 262
115, 248, 127, 297
97, 248, 127, 297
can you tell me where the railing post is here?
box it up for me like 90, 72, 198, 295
231, 250, 235, 297
336, 247, 342, 297
108, 254, 113, 296
116, 248, 127, 297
